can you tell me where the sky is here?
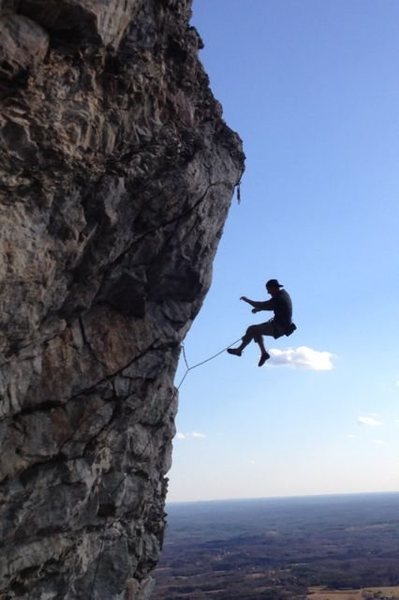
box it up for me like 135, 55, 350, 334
167, 0, 399, 502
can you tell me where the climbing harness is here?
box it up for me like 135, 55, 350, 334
89, 336, 241, 598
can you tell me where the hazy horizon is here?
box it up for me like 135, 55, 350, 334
166, 488, 399, 506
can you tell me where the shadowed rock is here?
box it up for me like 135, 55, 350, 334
0, 13, 48, 80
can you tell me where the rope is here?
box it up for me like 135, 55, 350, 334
181, 344, 190, 371
89, 335, 241, 597
176, 337, 242, 389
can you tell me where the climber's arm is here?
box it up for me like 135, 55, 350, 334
240, 297, 273, 312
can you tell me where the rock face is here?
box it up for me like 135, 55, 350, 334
0, 1, 244, 598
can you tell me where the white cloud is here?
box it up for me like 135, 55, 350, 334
357, 415, 383, 427
269, 346, 334, 371
176, 431, 206, 440
374, 439, 386, 445
346, 434, 358, 439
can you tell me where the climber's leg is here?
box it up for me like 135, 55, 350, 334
228, 323, 271, 358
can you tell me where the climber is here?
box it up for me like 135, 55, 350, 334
227, 279, 296, 367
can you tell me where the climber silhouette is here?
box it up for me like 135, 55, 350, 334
227, 279, 296, 366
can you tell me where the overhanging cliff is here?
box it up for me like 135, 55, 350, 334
0, 1, 244, 597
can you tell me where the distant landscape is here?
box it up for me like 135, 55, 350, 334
153, 492, 399, 599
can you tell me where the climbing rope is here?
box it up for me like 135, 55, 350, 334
89, 336, 241, 598
177, 337, 242, 389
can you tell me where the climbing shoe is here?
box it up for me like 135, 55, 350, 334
227, 348, 242, 357
258, 352, 270, 367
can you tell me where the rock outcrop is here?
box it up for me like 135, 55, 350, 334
0, 0, 244, 598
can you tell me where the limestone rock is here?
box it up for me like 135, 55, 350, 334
0, 13, 49, 80
19, 0, 137, 47
0, 0, 244, 598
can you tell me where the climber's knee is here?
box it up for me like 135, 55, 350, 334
243, 324, 262, 343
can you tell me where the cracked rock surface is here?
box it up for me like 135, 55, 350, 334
0, 0, 244, 598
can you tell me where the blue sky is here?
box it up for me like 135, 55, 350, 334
167, 0, 399, 502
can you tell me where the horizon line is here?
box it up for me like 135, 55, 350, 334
166, 489, 399, 506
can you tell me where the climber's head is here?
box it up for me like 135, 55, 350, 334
266, 279, 283, 296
